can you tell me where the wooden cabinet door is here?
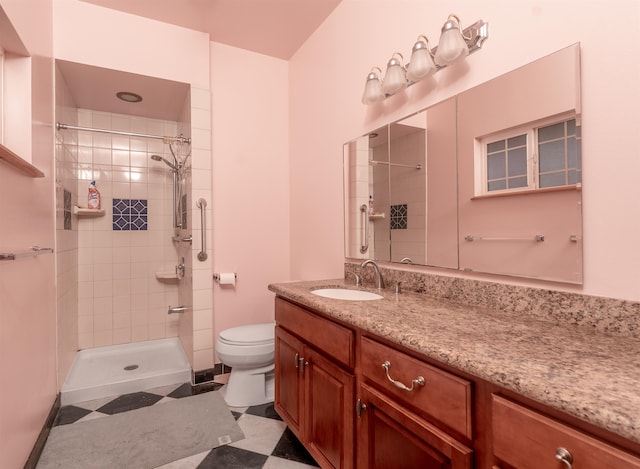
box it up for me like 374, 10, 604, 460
275, 326, 305, 439
357, 384, 473, 469
304, 346, 355, 469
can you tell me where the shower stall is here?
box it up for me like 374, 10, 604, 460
54, 59, 213, 402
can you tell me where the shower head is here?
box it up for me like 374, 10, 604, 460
150, 154, 178, 171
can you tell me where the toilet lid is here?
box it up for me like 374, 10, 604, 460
219, 323, 275, 345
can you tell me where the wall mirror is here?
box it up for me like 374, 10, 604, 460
344, 43, 582, 284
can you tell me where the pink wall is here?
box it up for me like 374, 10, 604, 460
2, 1, 639, 465
210, 42, 290, 345
289, 0, 640, 302
53, 0, 210, 89
0, 0, 56, 467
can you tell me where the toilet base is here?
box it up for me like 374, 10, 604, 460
222, 364, 275, 407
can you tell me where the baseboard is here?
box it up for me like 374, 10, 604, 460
24, 393, 60, 469
193, 367, 215, 385
193, 364, 232, 386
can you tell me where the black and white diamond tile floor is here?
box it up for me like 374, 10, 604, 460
50, 382, 319, 469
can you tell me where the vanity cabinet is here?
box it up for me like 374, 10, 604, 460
357, 383, 472, 468
273, 295, 640, 469
357, 336, 473, 468
491, 394, 640, 469
360, 336, 473, 440
274, 298, 356, 469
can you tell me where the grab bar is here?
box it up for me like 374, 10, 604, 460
370, 160, 422, 170
465, 234, 545, 242
196, 198, 208, 261
360, 204, 369, 254
0, 246, 54, 261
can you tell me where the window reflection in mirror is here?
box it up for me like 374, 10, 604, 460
458, 43, 582, 283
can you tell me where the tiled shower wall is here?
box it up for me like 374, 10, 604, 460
55, 66, 80, 386
73, 109, 185, 349
345, 137, 371, 259
183, 87, 214, 372
55, 81, 214, 375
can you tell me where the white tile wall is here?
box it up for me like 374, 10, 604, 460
75, 109, 186, 350
188, 86, 214, 371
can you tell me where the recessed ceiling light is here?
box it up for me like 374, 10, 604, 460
116, 91, 143, 103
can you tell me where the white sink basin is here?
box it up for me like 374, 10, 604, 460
310, 288, 383, 301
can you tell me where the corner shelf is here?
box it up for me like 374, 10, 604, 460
73, 206, 105, 217
369, 212, 385, 221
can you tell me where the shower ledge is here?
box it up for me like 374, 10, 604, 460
156, 271, 179, 280
73, 206, 105, 217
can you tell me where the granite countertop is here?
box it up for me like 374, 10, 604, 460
268, 279, 640, 445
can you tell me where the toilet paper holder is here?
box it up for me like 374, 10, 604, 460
214, 273, 237, 282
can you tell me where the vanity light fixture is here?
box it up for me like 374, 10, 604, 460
361, 67, 385, 104
434, 14, 469, 66
406, 35, 436, 82
361, 14, 489, 104
382, 52, 408, 95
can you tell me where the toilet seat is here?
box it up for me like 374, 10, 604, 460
218, 323, 275, 346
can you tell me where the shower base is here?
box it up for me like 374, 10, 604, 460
61, 338, 191, 405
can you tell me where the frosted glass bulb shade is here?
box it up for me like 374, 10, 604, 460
435, 25, 469, 66
361, 72, 384, 105
407, 46, 436, 82
382, 56, 407, 95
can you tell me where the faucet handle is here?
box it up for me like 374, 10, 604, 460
394, 281, 402, 294
347, 271, 361, 286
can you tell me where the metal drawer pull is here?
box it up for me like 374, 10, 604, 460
555, 447, 573, 469
356, 399, 367, 418
381, 361, 425, 391
294, 353, 307, 372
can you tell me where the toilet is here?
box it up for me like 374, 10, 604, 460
216, 323, 276, 407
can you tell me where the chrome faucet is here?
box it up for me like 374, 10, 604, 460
360, 260, 385, 290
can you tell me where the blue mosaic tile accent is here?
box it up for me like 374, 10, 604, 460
390, 204, 408, 230
63, 189, 72, 230
112, 198, 148, 231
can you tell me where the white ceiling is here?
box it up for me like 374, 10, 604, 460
57, 60, 191, 121
58, 0, 342, 122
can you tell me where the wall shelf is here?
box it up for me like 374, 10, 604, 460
0, 144, 44, 178
369, 212, 385, 220
73, 206, 105, 217
155, 271, 179, 280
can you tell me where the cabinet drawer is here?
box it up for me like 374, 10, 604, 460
492, 394, 640, 469
275, 297, 354, 368
360, 336, 472, 439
